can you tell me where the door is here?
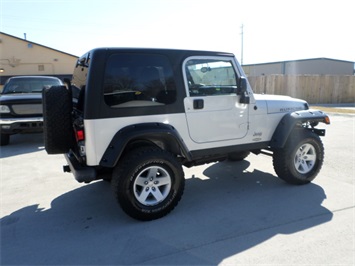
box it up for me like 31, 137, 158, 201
183, 57, 249, 143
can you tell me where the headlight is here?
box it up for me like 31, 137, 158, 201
0, 105, 11, 113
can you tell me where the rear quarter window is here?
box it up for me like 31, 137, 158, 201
103, 53, 177, 108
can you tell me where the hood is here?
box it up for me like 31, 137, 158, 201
0, 93, 42, 104
254, 94, 308, 114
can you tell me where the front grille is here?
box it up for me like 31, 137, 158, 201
19, 121, 43, 128
12, 104, 43, 115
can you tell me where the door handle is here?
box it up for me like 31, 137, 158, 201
193, 99, 204, 109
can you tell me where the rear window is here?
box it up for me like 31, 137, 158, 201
2, 78, 62, 94
103, 53, 176, 108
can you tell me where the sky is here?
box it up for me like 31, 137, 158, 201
0, 0, 354, 64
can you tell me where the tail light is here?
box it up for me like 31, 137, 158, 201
74, 128, 86, 156
75, 129, 85, 141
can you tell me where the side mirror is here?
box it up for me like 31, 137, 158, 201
238, 76, 250, 104
63, 78, 73, 98
64, 78, 71, 89
237, 76, 247, 94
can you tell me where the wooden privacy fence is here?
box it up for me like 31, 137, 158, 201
247, 75, 355, 104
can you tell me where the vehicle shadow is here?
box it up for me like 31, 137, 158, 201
0, 133, 44, 158
1, 160, 333, 265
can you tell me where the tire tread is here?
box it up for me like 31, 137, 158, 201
273, 129, 324, 185
42, 86, 75, 154
112, 146, 184, 221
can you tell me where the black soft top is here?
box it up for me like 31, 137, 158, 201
86, 47, 235, 58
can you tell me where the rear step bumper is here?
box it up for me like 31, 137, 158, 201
64, 152, 97, 183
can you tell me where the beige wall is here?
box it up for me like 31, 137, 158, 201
0, 32, 78, 89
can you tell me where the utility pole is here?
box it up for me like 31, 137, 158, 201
240, 24, 244, 65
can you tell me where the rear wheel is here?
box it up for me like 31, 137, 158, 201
42, 85, 75, 154
273, 129, 324, 185
112, 147, 185, 221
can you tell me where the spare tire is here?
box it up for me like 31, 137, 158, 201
42, 85, 75, 154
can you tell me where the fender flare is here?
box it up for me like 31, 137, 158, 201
270, 109, 330, 149
99, 123, 192, 167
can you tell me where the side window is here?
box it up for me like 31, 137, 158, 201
103, 53, 176, 107
185, 59, 237, 96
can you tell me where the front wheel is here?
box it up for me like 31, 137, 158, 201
273, 129, 324, 185
112, 147, 185, 221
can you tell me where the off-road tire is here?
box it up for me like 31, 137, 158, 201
0, 133, 10, 146
42, 85, 75, 154
228, 151, 250, 161
112, 147, 185, 221
273, 129, 324, 185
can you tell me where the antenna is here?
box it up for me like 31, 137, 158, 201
240, 24, 244, 65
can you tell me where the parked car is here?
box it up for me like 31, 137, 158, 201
0, 76, 64, 146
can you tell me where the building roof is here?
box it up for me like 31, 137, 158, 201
0, 31, 78, 58
243, 57, 354, 67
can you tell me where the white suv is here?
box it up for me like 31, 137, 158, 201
42, 48, 330, 221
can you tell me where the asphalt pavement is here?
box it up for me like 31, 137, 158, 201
0, 113, 354, 265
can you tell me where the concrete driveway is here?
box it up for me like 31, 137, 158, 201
1, 113, 354, 265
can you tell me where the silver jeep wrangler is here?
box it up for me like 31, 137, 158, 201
42, 48, 330, 221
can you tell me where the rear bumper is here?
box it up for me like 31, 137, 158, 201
64, 151, 97, 183
0, 117, 43, 134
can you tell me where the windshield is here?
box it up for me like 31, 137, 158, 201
2, 78, 62, 94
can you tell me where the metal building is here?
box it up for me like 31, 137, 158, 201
243, 58, 355, 76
